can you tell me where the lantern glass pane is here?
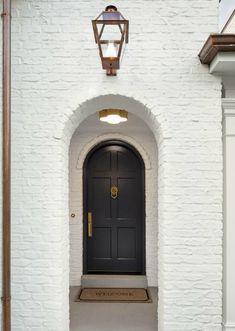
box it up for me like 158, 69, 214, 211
101, 25, 122, 42
102, 11, 121, 20
101, 42, 119, 59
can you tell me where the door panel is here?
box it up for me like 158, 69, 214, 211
84, 142, 145, 274
92, 227, 112, 258
117, 150, 138, 172
91, 178, 111, 218
117, 227, 136, 259
92, 150, 112, 172
117, 178, 138, 219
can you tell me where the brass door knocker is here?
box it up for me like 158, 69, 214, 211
111, 186, 118, 199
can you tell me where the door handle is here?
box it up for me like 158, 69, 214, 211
88, 212, 93, 238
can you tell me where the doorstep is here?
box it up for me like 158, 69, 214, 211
81, 275, 148, 288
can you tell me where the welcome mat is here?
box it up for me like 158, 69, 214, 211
77, 288, 151, 303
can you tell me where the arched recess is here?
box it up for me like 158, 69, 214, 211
58, 94, 165, 144
69, 121, 158, 285
60, 94, 167, 330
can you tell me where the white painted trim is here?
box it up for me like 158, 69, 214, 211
222, 99, 235, 115
76, 133, 152, 170
223, 101, 235, 331
223, 99, 235, 137
209, 53, 235, 74
223, 323, 235, 331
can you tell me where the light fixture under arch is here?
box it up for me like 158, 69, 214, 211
99, 109, 128, 124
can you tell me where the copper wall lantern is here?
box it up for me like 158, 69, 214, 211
92, 5, 129, 76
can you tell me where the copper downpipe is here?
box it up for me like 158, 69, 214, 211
2, 0, 11, 330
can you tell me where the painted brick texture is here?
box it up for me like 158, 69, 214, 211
7, 0, 223, 330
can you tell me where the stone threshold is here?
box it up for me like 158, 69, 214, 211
81, 275, 148, 288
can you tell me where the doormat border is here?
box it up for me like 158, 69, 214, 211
75, 287, 152, 303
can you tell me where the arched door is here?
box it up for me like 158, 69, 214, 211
83, 141, 145, 274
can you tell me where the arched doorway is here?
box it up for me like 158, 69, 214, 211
67, 95, 162, 331
83, 140, 145, 275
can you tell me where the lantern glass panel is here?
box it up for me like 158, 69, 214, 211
102, 11, 121, 20
100, 25, 122, 42
101, 42, 119, 59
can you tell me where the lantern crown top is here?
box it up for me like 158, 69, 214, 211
93, 5, 127, 22
105, 5, 118, 12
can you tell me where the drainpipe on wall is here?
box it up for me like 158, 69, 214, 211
2, 0, 11, 330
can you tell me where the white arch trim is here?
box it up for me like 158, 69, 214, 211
76, 133, 152, 170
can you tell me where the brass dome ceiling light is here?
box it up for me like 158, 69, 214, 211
92, 5, 129, 76
99, 109, 128, 124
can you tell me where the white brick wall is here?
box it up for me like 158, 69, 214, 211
69, 113, 158, 287
9, 0, 223, 330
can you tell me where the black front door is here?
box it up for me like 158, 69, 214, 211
84, 141, 145, 274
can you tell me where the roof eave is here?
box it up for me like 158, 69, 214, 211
198, 33, 235, 64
